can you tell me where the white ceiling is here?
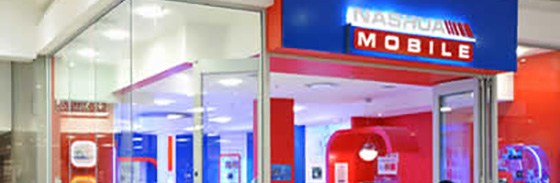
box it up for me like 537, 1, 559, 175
118, 71, 434, 135
519, 0, 560, 48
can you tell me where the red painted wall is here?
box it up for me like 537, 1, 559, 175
60, 133, 114, 183
327, 114, 433, 183
253, 98, 295, 183
498, 51, 560, 183
382, 112, 434, 183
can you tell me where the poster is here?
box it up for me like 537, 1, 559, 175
334, 162, 348, 183
70, 141, 97, 168
271, 164, 292, 181
219, 154, 241, 183
311, 166, 323, 180
378, 153, 399, 175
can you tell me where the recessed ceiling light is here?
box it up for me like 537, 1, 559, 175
293, 105, 306, 112
187, 107, 216, 113
208, 132, 219, 137
209, 116, 232, 124
215, 139, 231, 144
77, 48, 98, 58
183, 125, 204, 131
381, 84, 397, 89
440, 106, 453, 113
516, 46, 531, 57
133, 146, 143, 150
219, 78, 243, 87
103, 29, 129, 40
176, 138, 190, 142
377, 113, 383, 117
519, 58, 527, 63
132, 137, 143, 142
154, 98, 175, 106
306, 82, 337, 89
167, 114, 184, 120
134, 5, 169, 19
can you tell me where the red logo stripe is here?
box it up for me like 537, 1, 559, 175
444, 20, 454, 35
463, 24, 474, 38
451, 22, 461, 37
454, 22, 465, 37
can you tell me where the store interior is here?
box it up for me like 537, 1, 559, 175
49, 0, 559, 183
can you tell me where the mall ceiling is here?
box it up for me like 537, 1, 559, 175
519, 0, 560, 49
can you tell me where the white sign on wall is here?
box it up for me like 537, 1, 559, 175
378, 153, 399, 175
334, 162, 348, 183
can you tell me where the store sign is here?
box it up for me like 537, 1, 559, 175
348, 7, 474, 62
280, 0, 518, 71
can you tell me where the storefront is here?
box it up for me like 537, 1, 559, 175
46, 0, 518, 183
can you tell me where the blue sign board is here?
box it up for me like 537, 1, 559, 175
281, 0, 518, 71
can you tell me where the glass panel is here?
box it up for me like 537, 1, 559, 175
202, 71, 258, 183
497, 48, 558, 183
129, 0, 261, 183
268, 59, 475, 183
51, 0, 261, 183
51, 1, 132, 183
439, 92, 475, 183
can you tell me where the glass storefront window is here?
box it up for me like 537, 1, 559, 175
47, 1, 500, 183
497, 48, 559, 183
51, 0, 261, 183
267, 59, 478, 183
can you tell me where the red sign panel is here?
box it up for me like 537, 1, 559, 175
353, 27, 474, 62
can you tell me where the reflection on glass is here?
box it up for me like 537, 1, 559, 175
52, 0, 260, 182
439, 92, 474, 183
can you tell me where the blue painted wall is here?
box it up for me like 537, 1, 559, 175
247, 132, 255, 182
294, 126, 306, 183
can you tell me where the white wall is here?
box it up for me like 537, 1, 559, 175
0, 63, 11, 132
37, 0, 118, 54
0, 0, 39, 62
304, 123, 350, 183
518, 0, 560, 48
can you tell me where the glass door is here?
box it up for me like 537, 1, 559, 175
434, 79, 480, 183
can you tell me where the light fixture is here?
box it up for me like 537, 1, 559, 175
293, 105, 306, 112
103, 29, 129, 40
516, 46, 531, 57
133, 146, 143, 150
306, 82, 337, 89
132, 137, 143, 142
183, 125, 204, 131
381, 84, 397, 89
134, 5, 169, 19
166, 114, 184, 120
176, 138, 190, 142
187, 107, 216, 113
209, 116, 232, 124
359, 143, 379, 162
208, 132, 219, 137
216, 139, 231, 144
154, 98, 175, 106
77, 48, 98, 58
440, 106, 453, 113
519, 58, 528, 63
219, 78, 243, 87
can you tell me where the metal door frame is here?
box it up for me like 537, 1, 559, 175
433, 77, 497, 183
